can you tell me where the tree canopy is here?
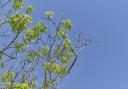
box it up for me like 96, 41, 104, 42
0, 0, 86, 89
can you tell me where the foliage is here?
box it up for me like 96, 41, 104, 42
45, 11, 54, 18
14, 82, 29, 89
13, 0, 24, 10
8, 14, 32, 32
0, 0, 86, 89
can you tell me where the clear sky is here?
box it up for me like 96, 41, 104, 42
26, 0, 128, 89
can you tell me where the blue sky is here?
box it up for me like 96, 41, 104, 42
26, 0, 128, 89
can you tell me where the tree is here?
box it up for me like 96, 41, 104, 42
0, 0, 86, 89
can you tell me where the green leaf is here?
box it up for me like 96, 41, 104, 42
62, 19, 73, 30
24, 22, 46, 42
38, 46, 49, 57
62, 38, 74, 51
26, 5, 33, 14
43, 62, 68, 76
56, 29, 65, 39
13, 0, 24, 10
36, 22, 47, 32
15, 41, 28, 53
14, 82, 29, 89
42, 77, 54, 89
0, 53, 3, 60
1, 70, 15, 83
61, 51, 73, 64
8, 14, 32, 32
45, 11, 54, 18
27, 50, 39, 61
0, 63, 4, 69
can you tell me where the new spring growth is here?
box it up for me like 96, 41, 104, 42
45, 11, 54, 18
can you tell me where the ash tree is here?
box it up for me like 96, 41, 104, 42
0, 0, 86, 89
